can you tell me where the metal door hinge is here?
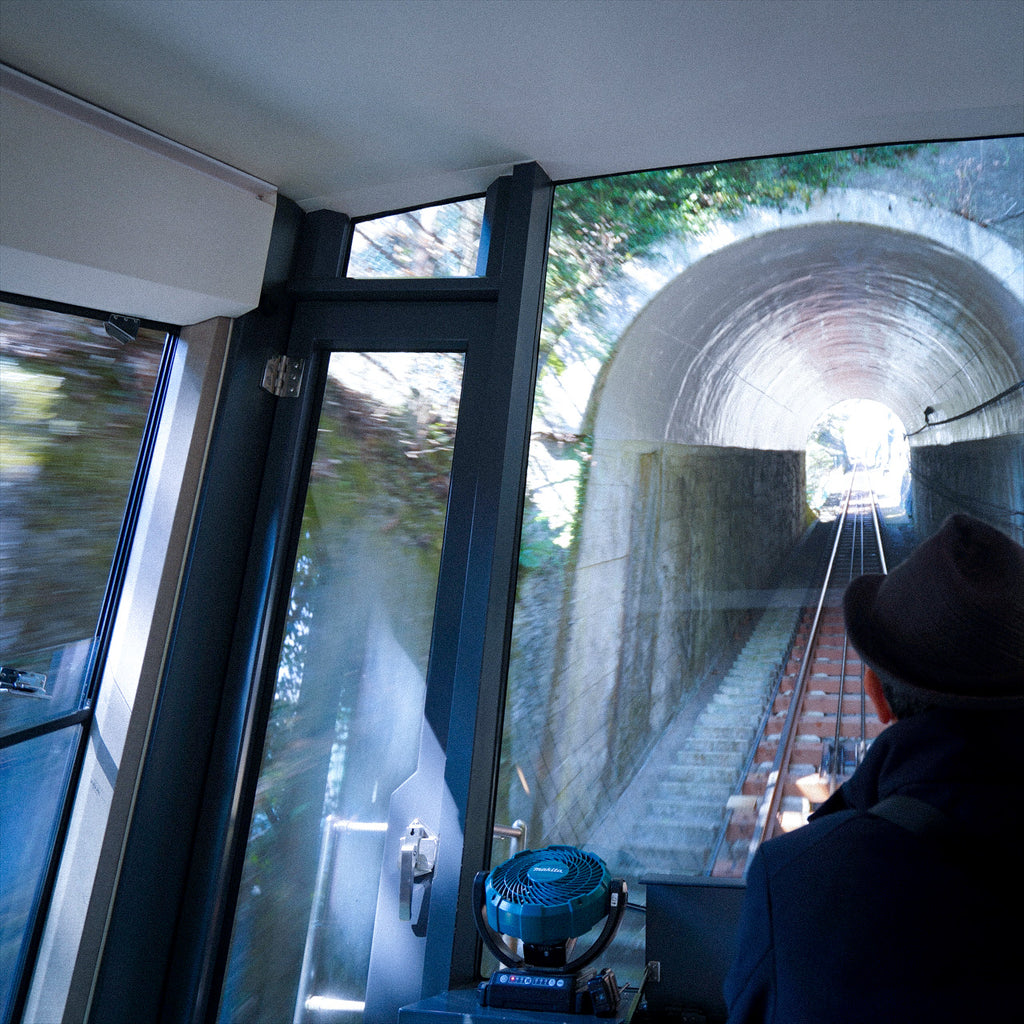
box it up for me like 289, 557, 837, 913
261, 355, 305, 398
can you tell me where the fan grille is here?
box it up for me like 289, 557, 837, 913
490, 846, 605, 906
484, 845, 610, 944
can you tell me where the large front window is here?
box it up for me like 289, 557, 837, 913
495, 138, 1022, 979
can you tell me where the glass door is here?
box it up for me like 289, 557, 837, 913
216, 282, 515, 1024
215, 165, 551, 1024
219, 347, 464, 1023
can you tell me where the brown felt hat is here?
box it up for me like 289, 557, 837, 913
843, 513, 1024, 708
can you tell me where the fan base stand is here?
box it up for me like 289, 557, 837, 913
477, 966, 620, 1016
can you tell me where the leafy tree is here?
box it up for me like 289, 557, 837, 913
541, 147, 919, 390
348, 199, 484, 277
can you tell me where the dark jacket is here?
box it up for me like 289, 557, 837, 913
724, 709, 1024, 1023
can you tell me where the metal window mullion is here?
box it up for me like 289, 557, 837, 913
0, 706, 93, 750
91, 332, 180, 673
160, 318, 329, 1024
422, 161, 554, 995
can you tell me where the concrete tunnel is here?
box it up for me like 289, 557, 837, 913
531, 202, 1024, 846
596, 221, 1022, 455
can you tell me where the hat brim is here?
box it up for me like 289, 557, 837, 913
843, 573, 1024, 710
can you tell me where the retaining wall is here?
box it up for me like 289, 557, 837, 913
911, 433, 1024, 546
520, 442, 805, 847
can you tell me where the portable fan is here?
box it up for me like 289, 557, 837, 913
474, 845, 626, 1014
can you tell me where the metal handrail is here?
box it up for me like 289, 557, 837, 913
493, 819, 528, 857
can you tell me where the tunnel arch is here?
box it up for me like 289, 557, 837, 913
592, 211, 1023, 453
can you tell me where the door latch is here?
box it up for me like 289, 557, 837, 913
398, 819, 438, 921
0, 666, 48, 697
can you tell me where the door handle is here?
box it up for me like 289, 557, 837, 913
398, 819, 438, 921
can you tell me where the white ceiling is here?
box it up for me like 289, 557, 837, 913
1, 0, 1022, 217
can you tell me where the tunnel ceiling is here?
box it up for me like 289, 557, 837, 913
595, 222, 1024, 451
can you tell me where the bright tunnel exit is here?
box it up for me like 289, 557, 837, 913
805, 399, 910, 518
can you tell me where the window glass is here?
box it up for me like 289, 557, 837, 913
0, 300, 169, 1020
0, 725, 81, 1018
219, 351, 464, 1024
346, 198, 485, 278
496, 139, 1023, 981
0, 303, 167, 663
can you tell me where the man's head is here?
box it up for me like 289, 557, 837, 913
843, 513, 1024, 718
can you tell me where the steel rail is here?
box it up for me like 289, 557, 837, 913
829, 499, 861, 791
827, 632, 852, 792
827, 472, 881, 792
748, 470, 859, 856
862, 474, 888, 752
829, 548, 852, 792
861, 474, 888, 741
867, 477, 889, 575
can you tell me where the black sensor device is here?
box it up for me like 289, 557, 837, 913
587, 967, 621, 1016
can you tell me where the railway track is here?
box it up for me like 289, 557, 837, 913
712, 469, 889, 877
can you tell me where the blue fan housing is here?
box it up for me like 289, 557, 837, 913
484, 845, 611, 945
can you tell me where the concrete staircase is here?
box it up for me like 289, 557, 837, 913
629, 604, 798, 875
587, 600, 801, 965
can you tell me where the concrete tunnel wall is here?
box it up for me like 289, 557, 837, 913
528, 190, 1023, 846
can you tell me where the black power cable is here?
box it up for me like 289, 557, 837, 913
905, 380, 1024, 438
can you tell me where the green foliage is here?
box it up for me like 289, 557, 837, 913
259, 369, 459, 820
542, 146, 921, 380
517, 506, 567, 571
307, 377, 458, 562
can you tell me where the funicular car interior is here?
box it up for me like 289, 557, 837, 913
1, 4, 1022, 1024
